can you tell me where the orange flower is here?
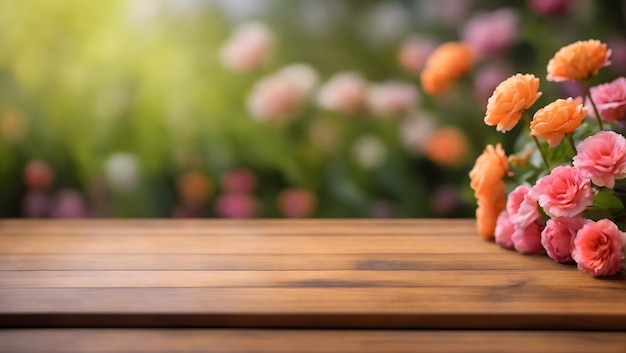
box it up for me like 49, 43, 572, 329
423, 127, 469, 168
530, 97, 587, 147
547, 39, 611, 82
420, 42, 474, 95
476, 197, 506, 240
469, 143, 509, 201
484, 74, 542, 132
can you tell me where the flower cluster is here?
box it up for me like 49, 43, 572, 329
470, 39, 626, 277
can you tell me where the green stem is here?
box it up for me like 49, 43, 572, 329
583, 79, 604, 131
566, 133, 577, 155
523, 113, 550, 170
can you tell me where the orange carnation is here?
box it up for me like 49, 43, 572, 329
420, 42, 474, 95
423, 127, 469, 168
476, 197, 506, 240
547, 39, 611, 82
484, 74, 542, 132
469, 143, 509, 201
530, 97, 587, 147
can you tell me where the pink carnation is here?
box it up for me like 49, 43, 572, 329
317, 72, 369, 116
573, 131, 626, 188
506, 184, 541, 228
397, 36, 437, 74
586, 77, 626, 122
494, 211, 514, 249
572, 219, 625, 276
215, 193, 258, 218
529, 166, 593, 218
512, 220, 544, 254
541, 217, 586, 263
366, 81, 419, 117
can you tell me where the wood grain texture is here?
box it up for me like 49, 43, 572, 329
1, 219, 625, 330
2, 329, 626, 353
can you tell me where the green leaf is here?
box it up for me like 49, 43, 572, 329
593, 189, 624, 209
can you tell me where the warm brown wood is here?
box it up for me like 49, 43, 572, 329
1, 219, 625, 330
1, 329, 625, 353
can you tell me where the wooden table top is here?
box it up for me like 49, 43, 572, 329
1, 219, 625, 352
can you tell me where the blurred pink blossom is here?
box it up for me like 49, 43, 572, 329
430, 186, 461, 217
586, 77, 626, 122
461, 8, 520, 58
473, 63, 512, 103
277, 188, 317, 218
215, 193, 258, 218
573, 131, 626, 188
528, 0, 573, 16
366, 81, 419, 117
317, 72, 369, 116
572, 219, 625, 276
221, 168, 258, 194
50, 189, 88, 218
220, 22, 274, 72
397, 36, 437, 74
608, 36, 626, 73
248, 64, 318, 122
22, 191, 50, 218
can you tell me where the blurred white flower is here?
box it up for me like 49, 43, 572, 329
398, 111, 436, 154
360, 2, 411, 48
366, 81, 419, 118
413, 0, 473, 27
247, 63, 318, 122
105, 153, 140, 193
220, 21, 274, 73
164, 0, 212, 16
318, 72, 368, 116
127, 0, 161, 26
352, 134, 387, 170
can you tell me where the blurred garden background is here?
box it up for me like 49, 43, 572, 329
0, 0, 624, 218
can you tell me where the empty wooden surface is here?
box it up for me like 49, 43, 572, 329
1, 219, 626, 330
2, 219, 626, 353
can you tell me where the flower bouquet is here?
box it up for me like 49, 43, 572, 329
470, 39, 626, 277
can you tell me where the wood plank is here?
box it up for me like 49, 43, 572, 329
0, 235, 497, 254
2, 287, 626, 329
1, 269, 622, 289
2, 329, 626, 353
0, 219, 478, 236
0, 253, 556, 271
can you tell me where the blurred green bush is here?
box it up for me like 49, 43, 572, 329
0, 0, 623, 218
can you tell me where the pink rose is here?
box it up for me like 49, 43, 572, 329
541, 217, 586, 263
586, 77, 626, 122
506, 184, 541, 228
461, 8, 520, 58
512, 220, 544, 254
572, 219, 625, 276
573, 131, 626, 188
529, 166, 593, 218
495, 211, 514, 249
